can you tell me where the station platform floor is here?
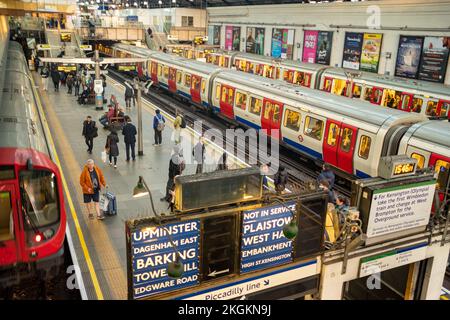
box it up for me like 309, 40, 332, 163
32, 72, 246, 300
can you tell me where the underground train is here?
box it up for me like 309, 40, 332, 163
107, 44, 450, 185
0, 40, 66, 286
203, 50, 450, 119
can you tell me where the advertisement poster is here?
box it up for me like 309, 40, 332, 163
316, 31, 333, 65
272, 28, 295, 59
302, 30, 318, 64
208, 25, 220, 46
225, 26, 233, 50
246, 27, 265, 55
342, 32, 363, 70
418, 36, 450, 83
395, 35, 424, 79
231, 26, 241, 51
360, 33, 383, 72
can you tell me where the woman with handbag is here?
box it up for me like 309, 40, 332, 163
105, 129, 120, 169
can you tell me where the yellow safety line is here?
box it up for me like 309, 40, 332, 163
442, 295, 449, 300
31, 75, 104, 300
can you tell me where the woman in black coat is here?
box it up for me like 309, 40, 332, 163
105, 130, 120, 168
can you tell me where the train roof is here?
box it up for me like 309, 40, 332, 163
323, 67, 450, 97
234, 52, 326, 72
216, 70, 427, 127
113, 43, 154, 57
408, 120, 450, 148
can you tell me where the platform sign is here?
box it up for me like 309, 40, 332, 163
118, 65, 136, 72
80, 45, 93, 51
240, 201, 295, 274
60, 33, 72, 43
57, 64, 76, 72
366, 180, 436, 238
130, 220, 200, 299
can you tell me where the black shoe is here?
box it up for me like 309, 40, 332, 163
126, 159, 130, 162
160, 197, 167, 202
89, 150, 92, 154
132, 158, 136, 161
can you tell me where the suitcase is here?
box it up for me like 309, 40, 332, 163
103, 191, 117, 216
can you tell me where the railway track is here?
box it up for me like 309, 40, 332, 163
107, 69, 351, 198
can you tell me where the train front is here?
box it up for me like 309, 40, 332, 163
0, 41, 66, 286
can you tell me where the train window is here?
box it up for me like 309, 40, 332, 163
411, 98, 423, 113
248, 63, 254, 73
151, 63, 157, 74
383, 90, 402, 109
157, 64, 162, 76
294, 71, 304, 85
272, 104, 280, 123
440, 102, 449, 116
352, 85, 361, 99
327, 123, 339, 147
401, 94, 411, 111
235, 91, 247, 110
163, 66, 169, 78
0, 166, 15, 180
283, 70, 289, 81
435, 160, 450, 174
304, 116, 324, 140
184, 74, 191, 87
19, 170, 59, 230
264, 101, 272, 120
363, 87, 373, 102
284, 109, 301, 131
169, 68, 176, 81
426, 100, 438, 116
221, 86, 228, 103
411, 153, 425, 169
201, 80, 206, 94
332, 79, 348, 97
227, 88, 235, 105
0, 191, 14, 241
249, 97, 262, 115
323, 78, 332, 92
176, 71, 183, 84
340, 128, 353, 153
191, 76, 200, 91
303, 73, 311, 87
215, 84, 221, 100
358, 136, 371, 159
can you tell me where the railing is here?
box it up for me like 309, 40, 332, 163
76, 27, 145, 41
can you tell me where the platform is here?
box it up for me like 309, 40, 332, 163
32, 72, 246, 300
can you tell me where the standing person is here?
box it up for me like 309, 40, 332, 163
66, 72, 74, 94
122, 116, 137, 162
59, 71, 66, 88
161, 145, 185, 202
317, 163, 335, 190
173, 110, 184, 144
79, 159, 106, 220
319, 179, 336, 204
216, 152, 228, 171
193, 137, 206, 174
152, 109, 165, 146
274, 165, 288, 193
51, 67, 60, 92
100, 74, 107, 101
40, 65, 50, 91
74, 72, 81, 96
124, 81, 134, 109
82, 116, 98, 154
105, 129, 119, 169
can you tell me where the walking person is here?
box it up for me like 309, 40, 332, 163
66, 72, 74, 94
82, 116, 98, 154
79, 159, 106, 220
40, 65, 49, 91
173, 110, 185, 144
105, 129, 120, 169
74, 72, 81, 96
152, 109, 165, 146
124, 81, 134, 109
161, 145, 185, 202
193, 137, 206, 174
274, 165, 288, 194
122, 116, 137, 161
51, 67, 60, 92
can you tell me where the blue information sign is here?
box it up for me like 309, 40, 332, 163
131, 220, 200, 299
240, 201, 295, 274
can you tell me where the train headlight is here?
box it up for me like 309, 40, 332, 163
35, 233, 43, 243
43, 228, 55, 240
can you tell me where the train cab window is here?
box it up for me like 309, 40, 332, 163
250, 97, 262, 115
440, 101, 449, 116
426, 100, 438, 116
176, 71, 183, 84
304, 116, 324, 141
411, 98, 423, 113
284, 109, 301, 131
363, 87, 373, 102
327, 123, 339, 147
263, 101, 273, 120
0, 192, 14, 241
184, 74, 191, 87
235, 91, 247, 110
352, 85, 362, 99
19, 170, 59, 230
215, 84, 221, 100
303, 73, 311, 87
411, 153, 425, 169
358, 136, 371, 159
340, 128, 353, 153
163, 66, 169, 79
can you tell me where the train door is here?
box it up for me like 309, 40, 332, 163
399, 92, 413, 112
168, 67, 177, 93
220, 84, 235, 119
0, 184, 19, 265
437, 100, 450, 118
261, 99, 283, 139
151, 62, 158, 84
190, 75, 201, 104
371, 87, 383, 105
323, 120, 341, 167
323, 77, 333, 92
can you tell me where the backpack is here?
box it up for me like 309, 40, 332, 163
156, 115, 165, 131
180, 116, 186, 129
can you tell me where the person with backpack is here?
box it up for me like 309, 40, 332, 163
274, 165, 288, 194
152, 109, 165, 146
105, 129, 120, 169
122, 116, 137, 161
193, 136, 206, 174
40, 65, 49, 91
161, 145, 185, 202
173, 110, 186, 144
82, 116, 98, 154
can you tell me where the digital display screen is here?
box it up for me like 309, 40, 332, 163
118, 65, 136, 71
393, 163, 416, 176
57, 65, 77, 72
60, 33, 72, 42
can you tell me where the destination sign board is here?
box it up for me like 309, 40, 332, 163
131, 220, 200, 299
118, 65, 136, 71
240, 201, 296, 273
57, 64, 76, 72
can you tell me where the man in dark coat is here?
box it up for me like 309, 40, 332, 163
51, 68, 60, 91
317, 163, 335, 190
274, 166, 288, 193
122, 116, 137, 161
124, 81, 134, 109
82, 116, 97, 154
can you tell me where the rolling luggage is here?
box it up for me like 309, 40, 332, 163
102, 190, 117, 216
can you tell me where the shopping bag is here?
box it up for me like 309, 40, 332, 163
99, 193, 109, 212
101, 150, 107, 163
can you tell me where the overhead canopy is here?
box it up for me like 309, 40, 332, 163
39, 57, 148, 65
